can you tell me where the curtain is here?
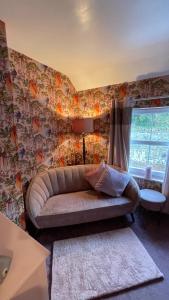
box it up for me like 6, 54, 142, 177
108, 98, 132, 171
162, 149, 169, 213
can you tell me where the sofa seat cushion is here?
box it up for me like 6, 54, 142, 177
36, 190, 133, 228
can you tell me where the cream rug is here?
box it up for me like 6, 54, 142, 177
51, 228, 163, 300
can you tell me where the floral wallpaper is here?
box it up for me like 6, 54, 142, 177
1, 19, 169, 224
9, 49, 77, 175
1, 20, 79, 223
133, 177, 162, 192
77, 77, 169, 188
0, 21, 23, 223
76, 87, 114, 163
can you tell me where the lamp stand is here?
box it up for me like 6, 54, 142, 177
72, 118, 93, 165
82, 135, 86, 164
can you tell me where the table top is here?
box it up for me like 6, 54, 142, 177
0, 212, 50, 300
140, 189, 166, 203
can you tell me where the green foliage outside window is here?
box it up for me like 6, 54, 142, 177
130, 109, 169, 173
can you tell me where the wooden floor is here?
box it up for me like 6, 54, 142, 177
37, 207, 169, 300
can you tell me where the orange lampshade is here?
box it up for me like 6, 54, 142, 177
72, 118, 93, 134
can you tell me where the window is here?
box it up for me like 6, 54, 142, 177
129, 107, 169, 181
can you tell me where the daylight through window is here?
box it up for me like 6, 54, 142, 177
129, 107, 169, 181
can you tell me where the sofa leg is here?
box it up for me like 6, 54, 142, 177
25, 214, 41, 239
130, 213, 135, 223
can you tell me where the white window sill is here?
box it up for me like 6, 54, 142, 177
131, 173, 163, 184
129, 167, 164, 183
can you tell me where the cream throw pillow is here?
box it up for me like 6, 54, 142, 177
95, 165, 130, 197
85, 162, 105, 188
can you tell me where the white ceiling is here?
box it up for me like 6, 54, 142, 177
0, 0, 169, 91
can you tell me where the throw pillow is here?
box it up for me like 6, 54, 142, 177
95, 165, 130, 197
85, 162, 105, 188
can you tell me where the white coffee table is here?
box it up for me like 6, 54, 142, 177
140, 189, 166, 212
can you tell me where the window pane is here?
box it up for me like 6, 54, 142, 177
129, 143, 168, 172
131, 113, 152, 141
149, 145, 168, 171
129, 144, 149, 169
130, 108, 169, 176
151, 112, 169, 142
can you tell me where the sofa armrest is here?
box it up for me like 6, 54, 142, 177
123, 176, 140, 209
25, 180, 49, 228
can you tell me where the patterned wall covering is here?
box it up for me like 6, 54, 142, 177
9, 49, 77, 173
133, 177, 162, 192
77, 78, 169, 166
1, 19, 169, 223
1, 19, 79, 223
0, 21, 23, 223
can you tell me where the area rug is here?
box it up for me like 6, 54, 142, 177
51, 228, 163, 300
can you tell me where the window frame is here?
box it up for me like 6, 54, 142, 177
129, 106, 169, 181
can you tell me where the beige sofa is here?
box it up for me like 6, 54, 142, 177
25, 164, 140, 229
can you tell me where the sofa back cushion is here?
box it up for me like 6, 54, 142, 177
26, 164, 98, 218
47, 164, 96, 195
